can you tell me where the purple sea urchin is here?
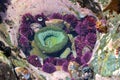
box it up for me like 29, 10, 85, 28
75, 21, 88, 36
75, 56, 82, 65
67, 53, 75, 61
86, 33, 97, 48
19, 23, 35, 41
62, 61, 69, 72
56, 58, 66, 66
49, 13, 63, 19
74, 35, 86, 56
81, 51, 92, 64
34, 13, 47, 27
43, 57, 57, 65
27, 55, 42, 67
63, 14, 78, 27
85, 16, 97, 27
42, 63, 56, 73
22, 13, 34, 24
18, 35, 32, 56
74, 17, 97, 65
75, 15, 97, 35
18, 13, 47, 56
18, 35, 30, 48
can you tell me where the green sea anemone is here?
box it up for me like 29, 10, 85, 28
34, 26, 68, 54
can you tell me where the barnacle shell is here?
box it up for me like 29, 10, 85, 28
15, 67, 30, 80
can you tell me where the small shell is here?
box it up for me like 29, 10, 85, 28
96, 20, 108, 33
68, 61, 79, 78
68, 61, 79, 71
30, 23, 42, 32
15, 67, 30, 80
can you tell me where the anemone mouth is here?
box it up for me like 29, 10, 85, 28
34, 26, 68, 54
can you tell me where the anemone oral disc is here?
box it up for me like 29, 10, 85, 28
34, 26, 68, 54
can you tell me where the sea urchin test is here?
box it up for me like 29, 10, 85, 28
34, 26, 68, 54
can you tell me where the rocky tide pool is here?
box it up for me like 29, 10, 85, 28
0, 0, 120, 80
